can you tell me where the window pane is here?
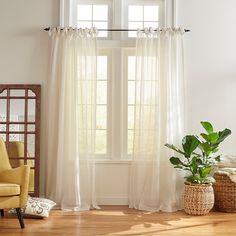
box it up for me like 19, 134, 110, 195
28, 99, 35, 122
0, 99, 6, 121
97, 81, 107, 105
10, 100, 25, 122
128, 22, 143, 37
10, 89, 25, 96
128, 106, 135, 129
128, 6, 143, 21
128, 81, 135, 105
27, 134, 35, 157
144, 21, 159, 28
95, 130, 106, 154
0, 134, 6, 141
9, 124, 24, 132
0, 124, 6, 132
77, 5, 92, 21
93, 22, 108, 37
97, 56, 107, 80
9, 133, 24, 142
27, 124, 35, 132
0, 89, 7, 96
144, 6, 159, 21
77, 21, 92, 28
93, 5, 108, 21
128, 130, 134, 155
28, 90, 36, 97
96, 105, 106, 129
128, 56, 136, 80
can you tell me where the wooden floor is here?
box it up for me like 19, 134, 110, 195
0, 206, 236, 235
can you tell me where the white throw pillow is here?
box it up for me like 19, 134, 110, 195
24, 196, 56, 218
8, 196, 56, 218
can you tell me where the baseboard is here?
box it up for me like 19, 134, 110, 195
97, 195, 129, 205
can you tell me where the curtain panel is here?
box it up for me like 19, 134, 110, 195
129, 28, 186, 212
45, 28, 99, 211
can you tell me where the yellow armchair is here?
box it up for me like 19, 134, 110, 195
8, 141, 35, 193
0, 139, 30, 228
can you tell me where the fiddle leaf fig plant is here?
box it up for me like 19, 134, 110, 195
165, 121, 231, 184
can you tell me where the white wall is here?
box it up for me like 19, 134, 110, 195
0, 0, 59, 195
177, 0, 236, 154
1, 0, 236, 204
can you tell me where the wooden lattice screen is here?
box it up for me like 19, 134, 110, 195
0, 84, 40, 197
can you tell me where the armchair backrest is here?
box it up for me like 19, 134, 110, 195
0, 139, 11, 172
8, 141, 25, 168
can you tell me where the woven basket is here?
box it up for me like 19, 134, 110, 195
213, 172, 236, 212
183, 182, 214, 215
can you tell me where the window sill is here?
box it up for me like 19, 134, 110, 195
95, 160, 132, 164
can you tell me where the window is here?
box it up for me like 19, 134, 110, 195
77, 4, 109, 37
66, 0, 165, 160
128, 4, 160, 37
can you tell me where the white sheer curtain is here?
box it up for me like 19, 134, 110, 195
129, 28, 185, 212
45, 28, 99, 211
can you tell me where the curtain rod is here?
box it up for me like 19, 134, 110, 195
44, 27, 190, 32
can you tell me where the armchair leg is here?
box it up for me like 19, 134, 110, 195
0, 209, 4, 217
15, 208, 25, 229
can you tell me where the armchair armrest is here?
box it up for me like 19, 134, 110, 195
0, 165, 30, 207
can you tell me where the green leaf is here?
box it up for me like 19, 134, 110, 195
195, 157, 203, 165
208, 132, 219, 144
200, 132, 219, 145
182, 135, 200, 157
190, 158, 198, 174
186, 175, 201, 184
199, 142, 212, 156
212, 148, 219, 153
165, 143, 185, 155
215, 128, 231, 146
185, 175, 215, 184
174, 165, 184, 169
201, 121, 213, 134
169, 156, 182, 165
200, 133, 210, 142
200, 166, 212, 178
214, 155, 221, 162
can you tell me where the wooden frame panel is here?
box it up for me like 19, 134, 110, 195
0, 84, 41, 197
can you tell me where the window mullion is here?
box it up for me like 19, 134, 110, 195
111, 49, 123, 160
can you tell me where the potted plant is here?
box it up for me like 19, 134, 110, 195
165, 121, 231, 215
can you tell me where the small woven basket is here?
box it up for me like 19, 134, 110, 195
183, 182, 214, 215
213, 172, 236, 212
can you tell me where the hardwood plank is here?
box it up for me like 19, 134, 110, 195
0, 206, 236, 235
